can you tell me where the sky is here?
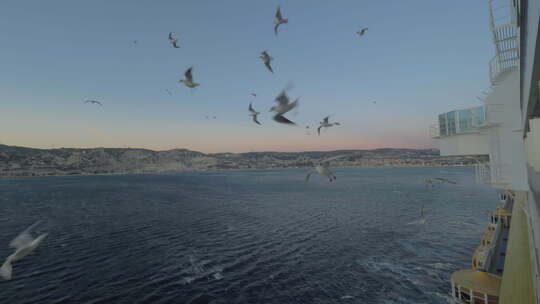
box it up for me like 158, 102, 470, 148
0, 0, 495, 153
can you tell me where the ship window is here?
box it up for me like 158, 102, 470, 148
439, 114, 447, 136
459, 109, 472, 132
473, 106, 486, 125
447, 111, 456, 135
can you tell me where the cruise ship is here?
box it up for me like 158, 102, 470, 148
431, 1, 540, 303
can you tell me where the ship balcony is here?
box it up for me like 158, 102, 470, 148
488, 23, 518, 85
431, 106, 491, 156
451, 269, 501, 304
475, 163, 511, 187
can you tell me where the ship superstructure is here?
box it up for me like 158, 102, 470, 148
431, 0, 540, 303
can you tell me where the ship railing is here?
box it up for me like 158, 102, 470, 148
484, 220, 503, 272
429, 124, 440, 138
475, 163, 510, 185
488, 22, 519, 85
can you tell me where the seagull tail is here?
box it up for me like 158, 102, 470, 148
1, 259, 13, 280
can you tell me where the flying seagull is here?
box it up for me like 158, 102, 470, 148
260, 51, 274, 73
179, 67, 199, 88
1, 221, 48, 280
249, 103, 261, 125
306, 155, 348, 183
356, 27, 368, 36
274, 6, 288, 35
432, 177, 457, 184
270, 90, 298, 125
168, 32, 180, 48
317, 116, 341, 135
85, 100, 102, 106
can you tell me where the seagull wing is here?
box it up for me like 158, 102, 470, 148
249, 102, 256, 113
172, 40, 180, 48
275, 6, 282, 20
9, 221, 41, 250
433, 177, 457, 184
317, 125, 322, 136
306, 171, 313, 182
168, 32, 174, 40
9, 232, 34, 250
323, 116, 329, 123
275, 91, 289, 106
252, 115, 261, 125
274, 23, 280, 35
264, 61, 274, 73
273, 114, 295, 125
185, 67, 194, 82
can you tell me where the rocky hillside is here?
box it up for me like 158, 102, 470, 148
0, 145, 486, 177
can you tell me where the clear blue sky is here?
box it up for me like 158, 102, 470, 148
0, 0, 494, 153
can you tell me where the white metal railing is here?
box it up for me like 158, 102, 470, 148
475, 163, 510, 185
475, 163, 492, 183
489, 52, 518, 84
429, 124, 440, 138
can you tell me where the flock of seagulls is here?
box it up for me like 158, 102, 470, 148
82, 5, 371, 135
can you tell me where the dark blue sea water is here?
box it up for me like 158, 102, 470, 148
0, 168, 498, 304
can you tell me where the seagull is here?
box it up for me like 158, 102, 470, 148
270, 90, 298, 125
249, 103, 261, 125
432, 177, 457, 184
1, 221, 48, 280
317, 116, 341, 135
356, 27, 368, 36
274, 6, 288, 35
168, 32, 180, 48
179, 67, 199, 88
306, 155, 348, 183
260, 51, 274, 73
85, 100, 102, 106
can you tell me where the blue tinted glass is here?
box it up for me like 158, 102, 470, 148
447, 111, 456, 135
439, 114, 447, 136
459, 109, 471, 132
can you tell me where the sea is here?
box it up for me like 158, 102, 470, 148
0, 167, 498, 304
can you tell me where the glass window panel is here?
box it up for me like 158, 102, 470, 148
439, 114, 447, 136
474, 106, 486, 125
447, 111, 456, 135
459, 109, 472, 132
